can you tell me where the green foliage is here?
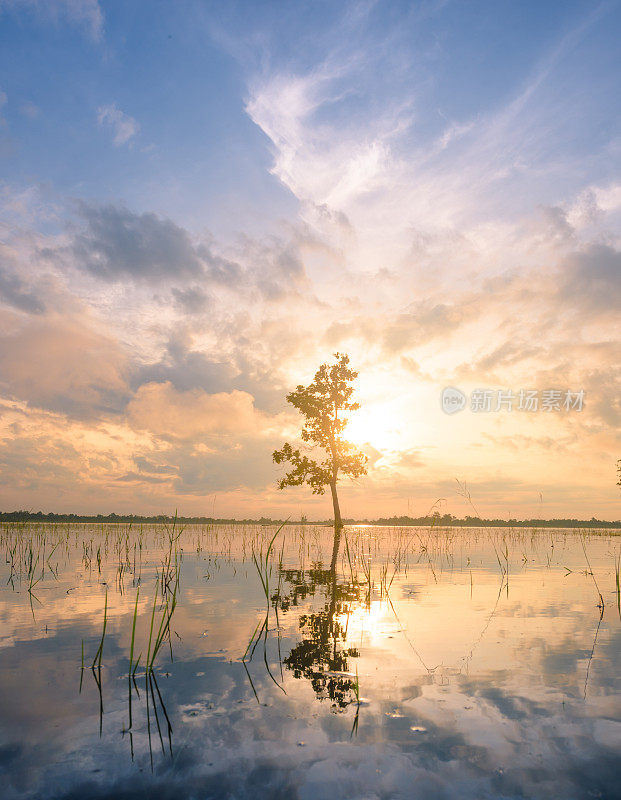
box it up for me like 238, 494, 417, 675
273, 353, 367, 496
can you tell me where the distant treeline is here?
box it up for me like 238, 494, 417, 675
369, 514, 620, 528
0, 510, 619, 528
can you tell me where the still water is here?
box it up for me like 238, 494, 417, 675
0, 523, 619, 799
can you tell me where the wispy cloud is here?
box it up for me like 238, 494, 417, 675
244, 1, 619, 257
0, 263, 45, 313
96, 103, 139, 146
245, 65, 407, 213
19, 100, 40, 119
0, 0, 104, 40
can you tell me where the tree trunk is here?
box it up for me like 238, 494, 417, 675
329, 479, 343, 571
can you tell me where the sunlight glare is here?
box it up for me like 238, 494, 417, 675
344, 406, 403, 451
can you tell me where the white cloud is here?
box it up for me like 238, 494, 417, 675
246, 67, 404, 214
97, 103, 139, 146
244, 3, 620, 278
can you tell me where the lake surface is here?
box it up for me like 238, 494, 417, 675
0, 523, 620, 800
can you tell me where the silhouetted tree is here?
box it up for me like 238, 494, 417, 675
273, 353, 367, 564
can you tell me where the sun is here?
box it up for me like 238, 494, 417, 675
344, 406, 403, 451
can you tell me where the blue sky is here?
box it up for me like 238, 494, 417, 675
0, 1, 619, 518
2, 1, 618, 229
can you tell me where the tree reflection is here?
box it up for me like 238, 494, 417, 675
273, 534, 364, 710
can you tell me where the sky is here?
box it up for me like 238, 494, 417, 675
0, 0, 619, 520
